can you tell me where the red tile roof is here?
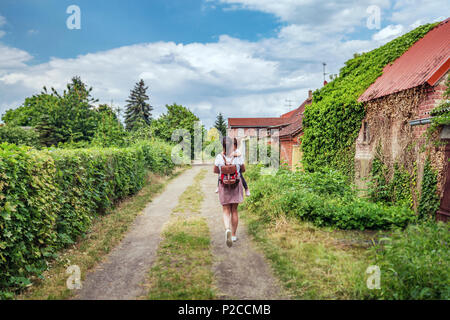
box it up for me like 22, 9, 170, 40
228, 97, 312, 137
359, 18, 450, 102
228, 117, 286, 127
279, 98, 311, 137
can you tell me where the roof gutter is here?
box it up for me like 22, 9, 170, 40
409, 117, 432, 126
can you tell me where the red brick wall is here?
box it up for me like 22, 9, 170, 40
412, 77, 448, 138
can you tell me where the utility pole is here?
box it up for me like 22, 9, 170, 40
322, 62, 329, 84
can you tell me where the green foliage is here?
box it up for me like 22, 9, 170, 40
0, 125, 41, 148
3, 77, 101, 147
91, 107, 128, 148
428, 75, 450, 136
301, 23, 438, 175
246, 166, 415, 230
214, 113, 227, 137
418, 159, 440, 219
0, 140, 175, 295
368, 156, 414, 208
368, 222, 449, 300
150, 103, 202, 158
150, 103, 200, 142
124, 79, 153, 131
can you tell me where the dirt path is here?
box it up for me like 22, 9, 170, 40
75, 165, 285, 300
76, 166, 203, 300
201, 168, 287, 300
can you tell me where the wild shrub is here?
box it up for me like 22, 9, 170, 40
367, 222, 449, 300
246, 166, 415, 230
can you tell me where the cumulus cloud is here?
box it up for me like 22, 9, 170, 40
372, 24, 404, 41
0, 1, 449, 127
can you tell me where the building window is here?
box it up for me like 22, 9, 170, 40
238, 128, 244, 137
363, 122, 370, 142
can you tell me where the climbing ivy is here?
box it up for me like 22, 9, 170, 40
418, 159, 440, 219
302, 22, 438, 176
368, 156, 414, 209
427, 76, 450, 137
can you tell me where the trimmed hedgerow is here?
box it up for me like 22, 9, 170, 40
245, 166, 415, 230
301, 22, 438, 176
0, 140, 175, 295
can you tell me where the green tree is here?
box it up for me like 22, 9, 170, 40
124, 79, 153, 131
214, 113, 227, 137
91, 105, 127, 147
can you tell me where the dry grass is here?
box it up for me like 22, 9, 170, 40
241, 210, 376, 299
17, 168, 186, 300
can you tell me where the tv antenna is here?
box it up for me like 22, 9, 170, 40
285, 99, 294, 109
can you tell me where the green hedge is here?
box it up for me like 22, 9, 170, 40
0, 139, 175, 294
245, 166, 415, 230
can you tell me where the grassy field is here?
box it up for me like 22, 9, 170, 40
17, 168, 186, 300
240, 209, 377, 299
144, 169, 216, 300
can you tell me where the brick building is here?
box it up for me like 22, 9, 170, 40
355, 18, 450, 221
228, 91, 312, 169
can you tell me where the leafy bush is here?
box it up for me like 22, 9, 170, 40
0, 125, 41, 148
246, 166, 415, 230
418, 159, 440, 219
368, 222, 449, 300
0, 139, 175, 295
301, 23, 438, 175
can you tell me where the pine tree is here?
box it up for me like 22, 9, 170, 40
124, 79, 153, 131
214, 112, 227, 137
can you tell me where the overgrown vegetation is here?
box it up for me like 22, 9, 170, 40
367, 222, 449, 300
428, 75, 450, 136
368, 155, 414, 209
240, 209, 372, 299
302, 23, 438, 176
417, 159, 440, 219
0, 139, 175, 297
245, 165, 415, 230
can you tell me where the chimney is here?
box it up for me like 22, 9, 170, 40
308, 90, 312, 100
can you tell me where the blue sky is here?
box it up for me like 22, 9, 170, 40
0, 0, 448, 128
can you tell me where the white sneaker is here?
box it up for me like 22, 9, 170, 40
245, 189, 251, 196
215, 187, 219, 193
232, 236, 238, 242
226, 229, 232, 247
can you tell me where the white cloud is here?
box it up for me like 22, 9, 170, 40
0, 1, 449, 127
372, 24, 404, 41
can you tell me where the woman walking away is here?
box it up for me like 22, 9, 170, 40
214, 137, 245, 247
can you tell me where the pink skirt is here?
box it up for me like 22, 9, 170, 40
218, 180, 244, 206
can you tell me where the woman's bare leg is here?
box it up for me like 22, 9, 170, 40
222, 205, 232, 230
231, 204, 239, 236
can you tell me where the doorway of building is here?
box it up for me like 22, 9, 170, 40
437, 141, 450, 222
292, 144, 303, 171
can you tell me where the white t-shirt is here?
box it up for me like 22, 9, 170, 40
215, 151, 244, 168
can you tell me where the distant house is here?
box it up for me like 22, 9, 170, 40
228, 90, 312, 169
355, 18, 450, 221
